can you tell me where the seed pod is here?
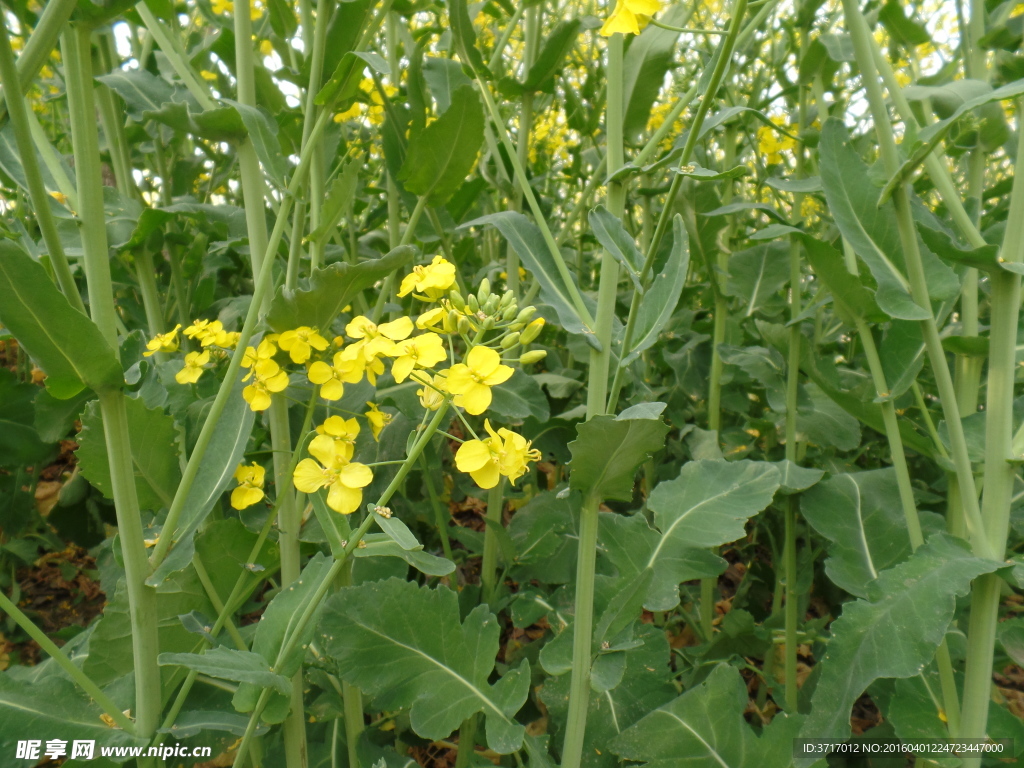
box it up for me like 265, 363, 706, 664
515, 306, 536, 324
519, 350, 547, 365
457, 316, 472, 336
448, 290, 465, 311
501, 332, 521, 349
520, 317, 546, 344
468, 294, 480, 313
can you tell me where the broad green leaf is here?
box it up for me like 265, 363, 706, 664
724, 241, 790, 317
0, 369, 55, 467
798, 533, 1001, 755
159, 709, 268, 739
148, 377, 255, 586
95, 69, 175, 121
422, 56, 474, 112
717, 344, 787, 411
916, 221, 1024, 276
143, 101, 248, 143
398, 85, 484, 205
0, 675, 146, 760
316, 49, 390, 107
771, 460, 824, 494
540, 625, 676, 768
611, 664, 806, 768
797, 382, 862, 451
33, 386, 92, 443
819, 119, 958, 320
159, 647, 291, 694
0, 241, 122, 398
879, 320, 926, 401
224, 100, 287, 188
234, 554, 334, 721
319, 578, 529, 752
267, 246, 417, 333
463, 211, 595, 344
802, 469, 944, 598
448, 0, 490, 77
489, 368, 551, 423
800, 235, 887, 323
589, 205, 644, 293
641, 460, 780, 610
84, 568, 216, 687
568, 412, 669, 501
881, 78, 1024, 202
521, 19, 582, 93
372, 506, 421, 551
77, 397, 181, 512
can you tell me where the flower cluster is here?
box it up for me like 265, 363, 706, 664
601, 0, 661, 37
757, 117, 797, 164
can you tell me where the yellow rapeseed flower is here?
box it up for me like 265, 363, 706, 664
365, 402, 392, 440
601, 0, 661, 37
293, 441, 373, 514
311, 416, 360, 462
455, 420, 541, 489
757, 117, 796, 164
144, 324, 182, 357
398, 256, 457, 300
175, 350, 210, 384
446, 346, 514, 415
242, 358, 289, 411
307, 350, 363, 400
413, 370, 448, 410
231, 462, 265, 509
211, 0, 233, 14
390, 333, 447, 383
278, 326, 329, 364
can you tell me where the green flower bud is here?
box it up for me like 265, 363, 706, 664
483, 295, 499, 314
501, 304, 519, 322
448, 290, 465, 312
515, 306, 536, 324
519, 350, 547, 365
481, 316, 495, 331
499, 290, 516, 309
478, 277, 491, 299
468, 294, 480, 313
501, 332, 521, 349
457, 316, 472, 336
444, 310, 461, 334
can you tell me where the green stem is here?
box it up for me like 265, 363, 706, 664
480, 479, 506, 604
64, 25, 162, 748
0, 20, 83, 313
137, 2, 216, 110
959, 109, 1024, 765
0, 0, 77, 120
421, 454, 454, 561
454, 715, 478, 768
0, 589, 136, 732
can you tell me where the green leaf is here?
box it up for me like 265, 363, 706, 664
0, 241, 123, 398
448, 0, 490, 78
717, 345, 787, 411
819, 119, 958, 320
917, 221, 1003, 273
772, 460, 824, 494
800, 235, 887, 323
224, 100, 287, 188
463, 211, 595, 344
319, 578, 529, 752
159, 709, 268, 739
0, 675, 146, 760
148, 376, 255, 586
798, 533, 1001, 755
143, 101, 248, 143
372, 507, 421, 551
0, 369, 55, 467
724, 242, 790, 317
33, 386, 92, 443
398, 85, 484, 205
234, 553, 334, 722
797, 382, 862, 451
354, 534, 456, 576
159, 647, 291, 694
622, 216, 690, 366
640, 460, 781, 610
95, 69, 175, 121
77, 397, 181, 512
489, 369, 551, 423
316, 49, 390, 107
881, 78, 1024, 202
520, 19, 582, 93
568, 413, 669, 501
589, 205, 644, 293
267, 246, 417, 333
622, 4, 683, 140
422, 56, 474, 113
802, 469, 944, 598
611, 664, 805, 768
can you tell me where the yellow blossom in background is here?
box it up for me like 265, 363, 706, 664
176, 350, 210, 385
334, 102, 362, 123
447, 346, 514, 415
413, 370, 448, 410
455, 420, 542, 489
390, 333, 447, 383
231, 462, 265, 509
365, 402, 391, 440
311, 416, 361, 462
49, 191, 68, 205
293, 441, 373, 514
601, 0, 661, 37
200, 70, 218, 82
278, 326, 329, 364
184, 318, 226, 346
800, 195, 823, 224
143, 324, 181, 357
398, 256, 457, 299
757, 117, 796, 164
343, 316, 413, 383
211, 0, 233, 14
307, 351, 362, 400
242, 358, 289, 411
259, 39, 273, 57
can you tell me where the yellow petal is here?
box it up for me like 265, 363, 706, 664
456, 440, 493, 472
601, 5, 640, 36
461, 384, 492, 415
327, 482, 363, 514
293, 459, 328, 493
319, 378, 344, 401
466, 345, 500, 376
625, 0, 660, 15
445, 364, 474, 394
470, 461, 501, 489
231, 485, 264, 510
309, 438, 336, 466
339, 462, 373, 489
481, 362, 514, 387
378, 316, 413, 341
391, 355, 415, 383
307, 361, 334, 385
244, 385, 272, 411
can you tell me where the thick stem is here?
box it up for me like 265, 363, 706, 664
64, 26, 162, 747
0, 0, 77, 120
480, 479, 506, 604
